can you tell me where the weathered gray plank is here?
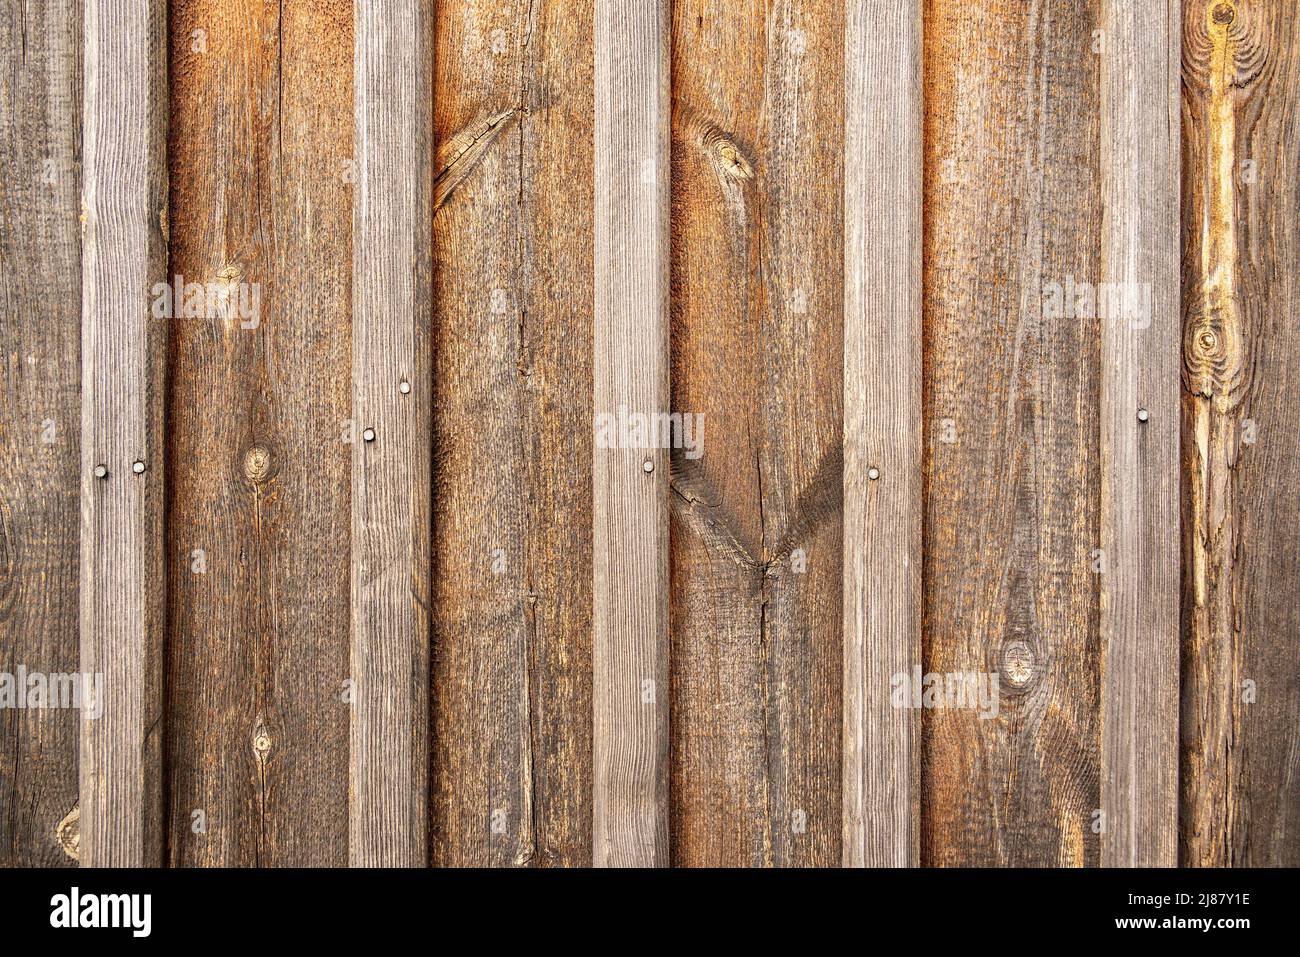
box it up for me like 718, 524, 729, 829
351, 0, 432, 867
79, 0, 168, 867
843, 0, 922, 869
1098, 0, 1180, 868
593, 0, 670, 867
0, 0, 82, 867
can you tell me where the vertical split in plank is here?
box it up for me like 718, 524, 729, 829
80, 0, 168, 866
351, 0, 433, 867
0, 0, 83, 866
1181, 0, 1300, 867
593, 0, 670, 867
843, 0, 922, 868
1098, 0, 1180, 868
669, 0, 844, 869
430, 4, 594, 866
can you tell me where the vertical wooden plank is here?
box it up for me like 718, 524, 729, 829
1181, 0, 1300, 867
922, 0, 1102, 866
1097, 0, 1180, 868
0, 0, 82, 867
430, 3, 594, 866
843, 0, 921, 868
80, 0, 168, 867
669, 0, 843, 867
165, 0, 353, 866
593, 0, 670, 867
351, 0, 432, 867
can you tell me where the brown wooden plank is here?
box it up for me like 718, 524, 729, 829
430, 0, 594, 866
921, 0, 1102, 866
1097, 0, 1180, 868
350, 0, 432, 868
669, 0, 843, 867
165, 0, 353, 866
843, 0, 922, 868
594, 0, 670, 867
1181, 0, 1300, 867
0, 0, 82, 867
79, 0, 169, 867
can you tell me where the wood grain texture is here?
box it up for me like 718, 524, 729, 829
165, 0, 353, 866
1181, 0, 1300, 867
350, 0, 432, 868
670, 0, 842, 868
670, 0, 843, 868
0, 0, 82, 867
843, 0, 922, 869
430, 0, 594, 867
594, 0, 670, 867
1097, 0, 1180, 868
922, 0, 1102, 867
79, 0, 168, 867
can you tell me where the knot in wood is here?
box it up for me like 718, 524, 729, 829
715, 141, 754, 180
252, 727, 273, 755
241, 443, 275, 484
1000, 640, 1036, 689
1183, 312, 1245, 401
56, 804, 80, 861
1212, 3, 1234, 25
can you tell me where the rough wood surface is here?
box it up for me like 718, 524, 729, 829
843, 0, 922, 869
351, 0, 432, 868
1181, 0, 1300, 867
165, 0, 353, 866
922, 0, 1102, 867
0, 0, 82, 867
430, 0, 594, 867
79, 0, 169, 867
594, 0, 670, 867
1097, 0, 1180, 868
669, 0, 843, 867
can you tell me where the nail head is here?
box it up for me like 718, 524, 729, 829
132, 460, 146, 474
1137, 408, 1150, 423
362, 428, 376, 443
868, 466, 880, 481
398, 380, 411, 394
642, 459, 654, 473
93, 464, 108, 480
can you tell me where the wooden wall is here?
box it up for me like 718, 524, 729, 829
0, 0, 1295, 867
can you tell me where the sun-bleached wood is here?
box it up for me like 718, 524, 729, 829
843, 0, 922, 868
1098, 0, 1181, 869
79, 0, 168, 867
351, 0, 433, 867
593, 0, 670, 867
1180, 0, 1300, 867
